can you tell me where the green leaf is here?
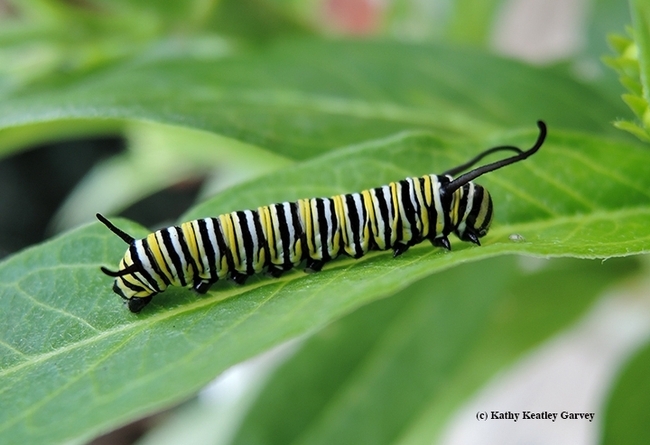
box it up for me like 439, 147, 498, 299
0, 123, 649, 443
602, 337, 650, 445
0, 40, 629, 160
228, 257, 638, 445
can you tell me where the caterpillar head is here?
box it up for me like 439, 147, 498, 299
453, 183, 493, 246
96, 213, 156, 313
442, 120, 546, 245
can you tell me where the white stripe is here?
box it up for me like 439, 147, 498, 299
432, 176, 445, 235
134, 240, 163, 289
407, 177, 422, 229
245, 210, 263, 269
244, 211, 257, 246
282, 202, 296, 263
191, 220, 209, 277
324, 199, 334, 253
168, 228, 188, 279
353, 193, 368, 252
204, 218, 223, 277
231, 212, 248, 270
458, 182, 475, 235
399, 180, 412, 241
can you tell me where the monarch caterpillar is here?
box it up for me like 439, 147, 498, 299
99, 121, 547, 312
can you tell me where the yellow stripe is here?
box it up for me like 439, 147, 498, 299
309, 199, 322, 258
333, 194, 348, 247
219, 213, 239, 268
299, 199, 315, 256
273, 206, 287, 264
389, 182, 403, 244
450, 188, 462, 226
362, 189, 378, 238
433, 180, 445, 234
476, 190, 491, 227
331, 204, 341, 255
181, 222, 202, 274
120, 272, 151, 298
121, 255, 130, 269
291, 204, 303, 263
146, 233, 173, 282
389, 182, 400, 230
412, 178, 428, 235
293, 237, 303, 264
422, 175, 433, 206
259, 206, 276, 262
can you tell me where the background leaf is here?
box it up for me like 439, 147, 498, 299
0, 40, 630, 160
602, 334, 650, 445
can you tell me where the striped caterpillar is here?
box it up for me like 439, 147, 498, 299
98, 121, 546, 312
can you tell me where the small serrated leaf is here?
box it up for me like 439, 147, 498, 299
608, 33, 635, 55
622, 93, 649, 117
613, 120, 650, 141
621, 76, 643, 96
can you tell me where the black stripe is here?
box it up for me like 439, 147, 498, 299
481, 194, 494, 233
399, 179, 419, 243
119, 276, 146, 293
198, 219, 219, 282
152, 231, 175, 284
362, 192, 378, 251
142, 238, 171, 287
345, 194, 363, 257
261, 206, 275, 263
374, 187, 391, 249
290, 202, 305, 265
161, 227, 187, 287
213, 218, 231, 275
128, 244, 161, 292
177, 226, 200, 285
456, 185, 470, 229
318, 198, 337, 261
314, 199, 328, 260
410, 177, 425, 240
224, 215, 243, 273
237, 211, 255, 274
470, 187, 485, 225
326, 198, 338, 257
427, 179, 440, 239
251, 210, 267, 269
417, 178, 434, 239
439, 175, 454, 234
275, 204, 291, 267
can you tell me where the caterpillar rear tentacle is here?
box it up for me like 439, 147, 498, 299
99, 121, 547, 312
